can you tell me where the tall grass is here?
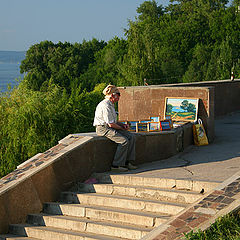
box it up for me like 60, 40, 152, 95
184, 212, 240, 240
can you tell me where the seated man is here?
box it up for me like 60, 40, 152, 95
93, 85, 137, 172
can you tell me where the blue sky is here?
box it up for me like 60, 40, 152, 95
0, 0, 170, 51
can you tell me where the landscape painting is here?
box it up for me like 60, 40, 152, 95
136, 122, 148, 132
159, 120, 172, 131
150, 116, 160, 122
128, 121, 138, 131
164, 97, 199, 122
148, 122, 160, 131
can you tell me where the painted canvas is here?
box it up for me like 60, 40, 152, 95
159, 120, 172, 131
128, 121, 138, 131
148, 122, 160, 131
150, 116, 160, 122
164, 97, 199, 122
136, 122, 148, 132
165, 115, 173, 128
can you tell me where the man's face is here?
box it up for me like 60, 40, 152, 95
112, 93, 120, 103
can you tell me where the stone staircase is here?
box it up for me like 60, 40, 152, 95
0, 173, 220, 240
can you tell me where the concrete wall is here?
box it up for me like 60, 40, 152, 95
118, 85, 215, 143
156, 79, 240, 117
0, 124, 193, 234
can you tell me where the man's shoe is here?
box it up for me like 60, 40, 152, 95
127, 163, 138, 170
111, 166, 128, 172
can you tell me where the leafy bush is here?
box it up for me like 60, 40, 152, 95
0, 83, 105, 178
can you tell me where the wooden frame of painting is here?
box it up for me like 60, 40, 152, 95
148, 122, 160, 131
164, 97, 199, 122
139, 119, 151, 123
136, 122, 148, 132
165, 114, 173, 128
150, 116, 161, 122
159, 120, 172, 131
127, 121, 138, 132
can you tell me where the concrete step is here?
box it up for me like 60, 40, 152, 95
92, 173, 221, 193
61, 192, 188, 215
27, 213, 152, 239
76, 182, 202, 204
9, 224, 133, 240
0, 234, 39, 240
2, 174, 212, 240
43, 202, 171, 227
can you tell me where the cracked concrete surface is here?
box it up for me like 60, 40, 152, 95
126, 111, 240, 183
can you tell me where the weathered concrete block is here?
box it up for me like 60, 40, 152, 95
4, 178, 42, 225
31, 165, 61, 204
0, 195, 9, 233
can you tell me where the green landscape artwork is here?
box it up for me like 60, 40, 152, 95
164, 97, 199, 122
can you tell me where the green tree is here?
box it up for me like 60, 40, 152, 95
183, 44, 211, 82
180, 100, 189, 111
20, 39, 106, 92
187, 103, 196, 112
0, 82, 105, 178
206, 40, 233, 80
79, 37, 128, 89
121, 0, 165, 85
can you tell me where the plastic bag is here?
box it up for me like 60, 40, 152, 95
193, 119, 209, 146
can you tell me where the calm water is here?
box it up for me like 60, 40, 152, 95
0, 63, 23, 92
172, 106, 185, 113
0, 51, 25, 92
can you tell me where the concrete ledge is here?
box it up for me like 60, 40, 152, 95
118, 85, 215, 143
0, 123, 193, 234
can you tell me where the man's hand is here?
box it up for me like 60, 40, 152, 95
122, 124, 129, 130
117, 122, 129, 130
108, 122, 129, 130
108, 122, 124, 130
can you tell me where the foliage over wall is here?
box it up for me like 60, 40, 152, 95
0, 0, 240, 177
0, 83, 105, 177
